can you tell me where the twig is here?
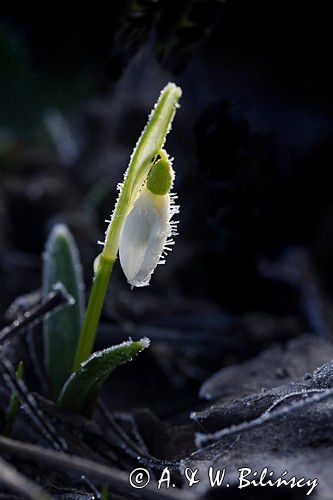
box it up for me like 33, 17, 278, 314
0, 283, 73, 346
1, 359, 66, 451
1, 361, 100, 498
0, 436, 194, 500
0, 455, 51, 500
98, 402, 178, 470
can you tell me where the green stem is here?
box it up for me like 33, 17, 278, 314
72, 256, 114, 371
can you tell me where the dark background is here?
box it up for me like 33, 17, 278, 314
1, 1, 333, 414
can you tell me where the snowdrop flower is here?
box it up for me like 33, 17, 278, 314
119, 151, 179, 287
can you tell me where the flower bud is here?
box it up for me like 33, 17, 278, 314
147, 155, 174, 195
119, 153, 179, 287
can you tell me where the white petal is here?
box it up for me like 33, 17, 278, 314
119, 188, 171, 287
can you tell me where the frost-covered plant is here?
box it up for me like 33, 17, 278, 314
72, 82, 181, 370
43, 83, 182, 414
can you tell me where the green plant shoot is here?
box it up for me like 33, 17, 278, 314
72, 83, 182, 371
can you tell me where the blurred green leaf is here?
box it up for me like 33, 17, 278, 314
101, 485, 108, 500
59, 338, 150, 415
43, 224, 84, 398
4, 361, 24, 436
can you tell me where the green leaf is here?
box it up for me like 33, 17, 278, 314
43, 224, 84, 398
59, 338, 150, 415
4, 361, 24, 436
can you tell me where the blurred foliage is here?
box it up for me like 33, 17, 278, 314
1, 1, 224, 135
155, 0, 225, 73
105, 0, 225, 79
3, 361, 23, 436
0, 22, 91, 141
105, 0, 161, 82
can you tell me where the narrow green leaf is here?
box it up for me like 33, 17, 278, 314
43, 224, 84, 398
59, 338, 150, 414
4, 361, 24, 436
